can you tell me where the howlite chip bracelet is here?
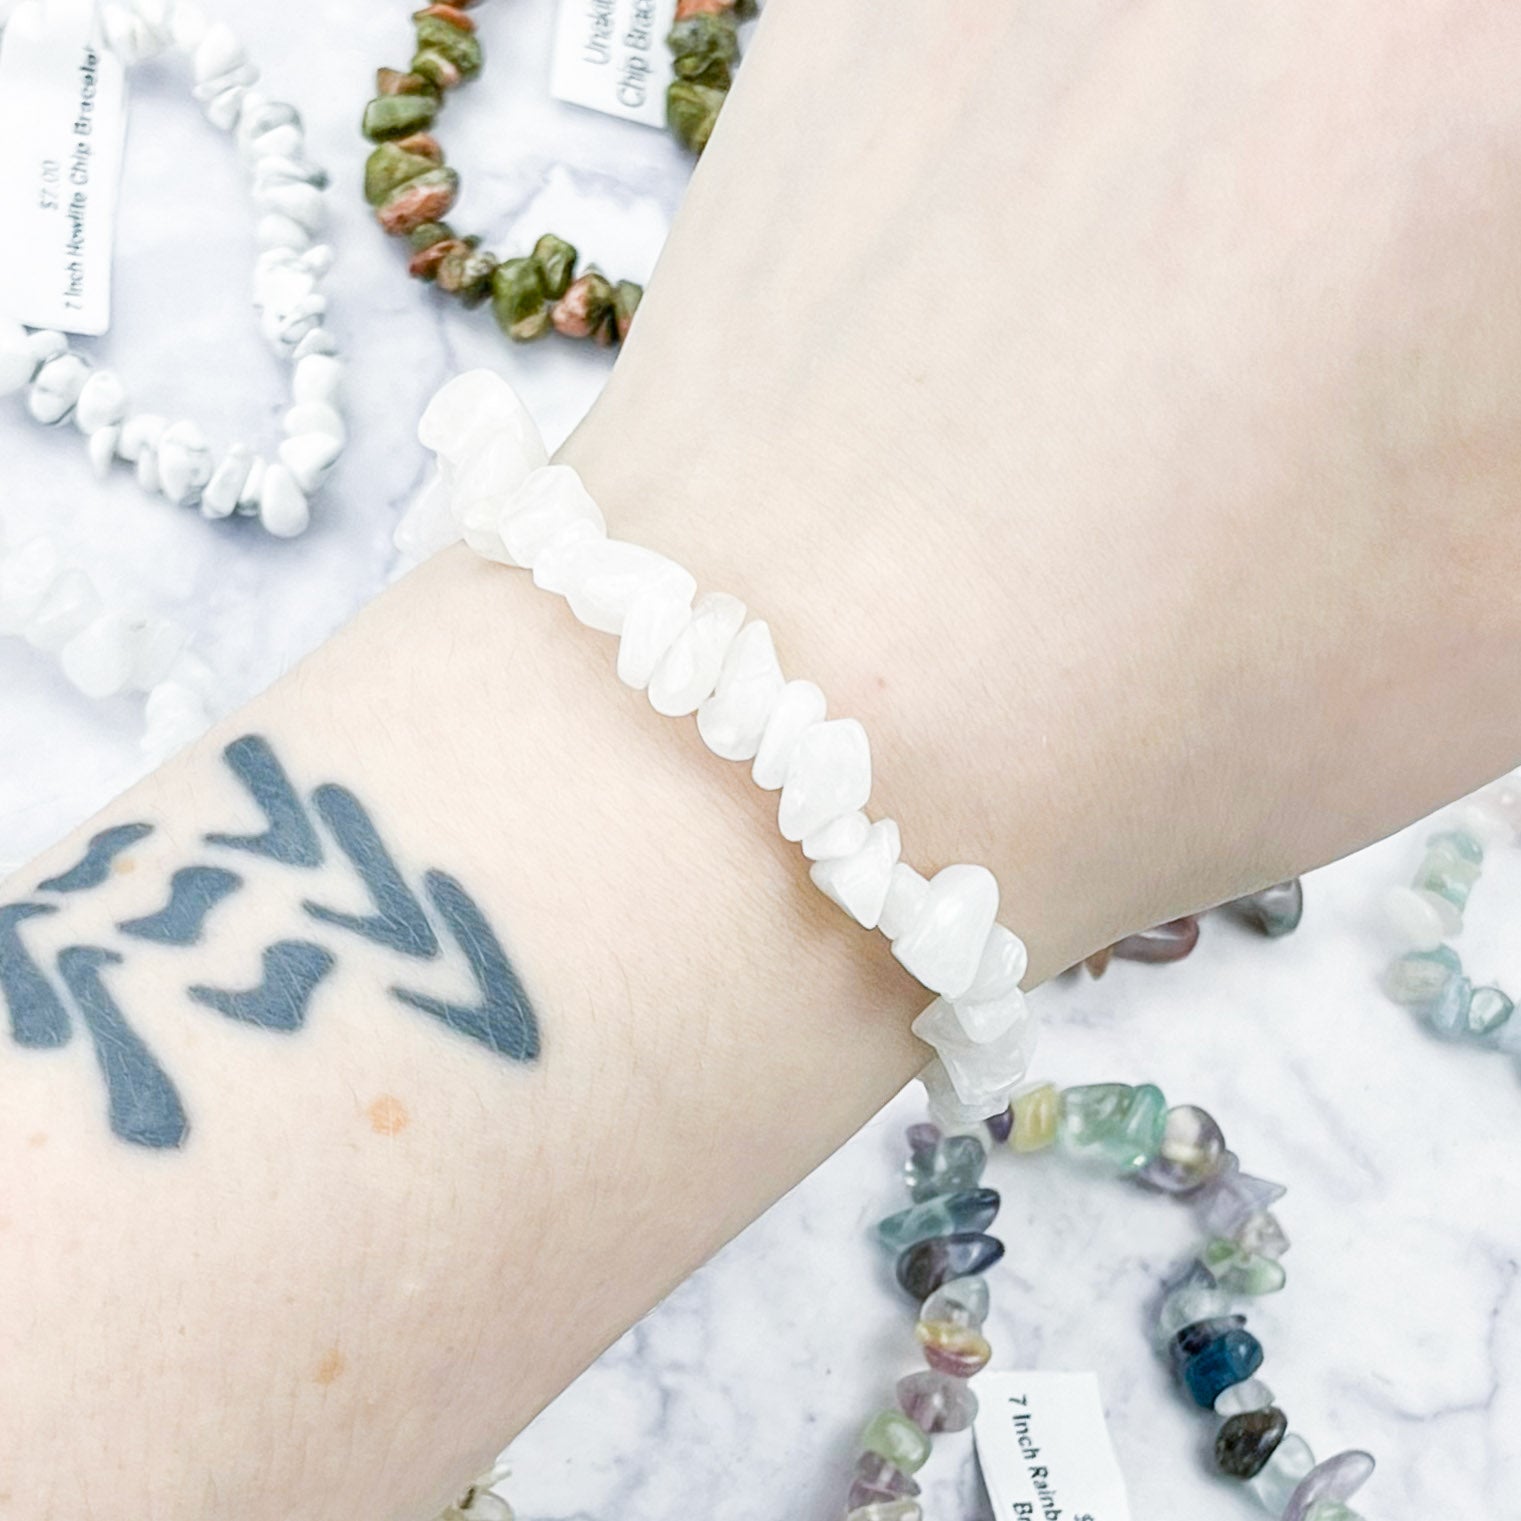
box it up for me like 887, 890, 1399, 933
419, 369, 1035, 1120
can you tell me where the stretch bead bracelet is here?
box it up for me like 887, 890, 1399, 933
0, 0, 345, 537
1381, 773, 1521, 1066
0, 518, 215, 761
847, 1089, 1376, 1521
421, 368, 1035, 1120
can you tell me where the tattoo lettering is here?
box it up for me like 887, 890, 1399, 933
2, 734, 541, 1149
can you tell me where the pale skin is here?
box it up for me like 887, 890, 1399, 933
4, 1, 1521, 1516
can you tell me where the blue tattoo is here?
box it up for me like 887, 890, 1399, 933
190, 942, 335, 1031
303, 784, 439, 959
37, 823, 154, 894
118, 866, 244, 946
394, 871, 540, 1061
0, 903, 70, 1048
57, 946, 189, 1149
206, 735, 324, 867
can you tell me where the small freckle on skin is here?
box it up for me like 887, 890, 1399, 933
314, 1347, 345, 1386
367, 1094, 409, 1136
27, 1132, 47, 1148
113, 856, 136, 875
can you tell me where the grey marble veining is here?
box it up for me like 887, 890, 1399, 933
1, 5, 1516, 1517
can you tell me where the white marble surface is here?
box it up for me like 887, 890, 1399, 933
2, 5, 1518, 1518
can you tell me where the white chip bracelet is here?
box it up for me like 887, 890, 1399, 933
411, 370, 1036, 1123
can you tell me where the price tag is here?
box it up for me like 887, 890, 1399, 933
974, 1371, 1133, 1521
0, 0, 127, 334
549, 0, 678, 129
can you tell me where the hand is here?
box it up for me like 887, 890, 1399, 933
564, 0, 1521, 975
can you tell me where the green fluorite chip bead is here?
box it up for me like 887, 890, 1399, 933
1384, 945, 1461, 1007
876, 1187, 1000, 1252
861, 1409, 931, 1474
1058, 1083, 1166, 1171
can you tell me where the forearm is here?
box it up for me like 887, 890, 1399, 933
3, 539, 1073, 1519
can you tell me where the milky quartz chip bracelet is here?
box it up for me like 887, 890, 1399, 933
415, 369, 1035, 1120
0, 0, 344, 537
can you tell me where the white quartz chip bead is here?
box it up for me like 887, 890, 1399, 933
801, 809, 871, 863
890, 863, 1001, 999
961, 923, 1029, 1004
497, 465, 606, 569
392, 466, 457, 564
912, 994, 1037, 1110
0, 537, 64, 634
751, 679, 826, 790
877, 861, 929, 942
59, 612, 141, 699
201, 444, 254, 519
24, 568, 101, 653
420, 368, 548, 469
142, 678, 212, 761
920, 1055, 1009, 1131
777, 718, 872, 842
1383, 884, 1455, 951
256, 213, 311, 251
258, 463, 310, 537
450, 431, 551, 558
649, 592, 746, 718
282, 401, 345, 443
696, 619, 784, 761
950, 980, 1028, 1044
536, 535, 695, 637
87, 426, 120, 480
291, 353, 344, 408
810, 818, 901, 928
617, 579, 693, 690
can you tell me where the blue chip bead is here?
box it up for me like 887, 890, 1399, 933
895, 1231, 1005, 1300
1178, 1326, 1265, 1408
877, 1188, 1001, 1252
1168, 1315, 1247, 1375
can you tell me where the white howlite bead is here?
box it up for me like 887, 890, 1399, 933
204, 83, 247, 131
24, 567, 102, 653
168, 0, 207, 50
255, 213, 311, 251
157, 420, 214, 505
202, 445, 253, 519
422, 370, 549, 474
132, 0, 172, 36
696, 619, 784, 761
237, 455, 266, 512
236, 96, 296, 145
278, 432, 342, 493
27, 329, 68, 366
751, 679, 826, 790
191, 61, 256, 103
962, 923, 1029, 1003
809, 818, 901, 928
920, 1054, 1012, 1129
891, 864, 1001, 999
497, 465, 606, 568
255, 157, 328, 193
0, 537, 63, 635
292, 353, 344, 407
912, 995, 1036, 1108
950, 981, 1027, 1044
616, 579, 692, 690
291, 326, 338, 360
135, 445, 161, 494
243, 122, 303, 164
87, 425, 121, 480
0, 317, 34, 395
538, 537, 694, 635
27, 353, 90, 424
117, 412, 166, 462
256, 180, 324, 233
801, 810, 871, 863
60, 613, 140, 699
281, 402, 345, 443
192, 20, 244, 82
877, 862, 930, 942
1382, 884, 1450, 952
777, 718, 872, 842
254, 261, 317, 312
73, 369, 128, 433
261, 294, 326, 352
649, 592, 747, 718
258, 463, 309, 537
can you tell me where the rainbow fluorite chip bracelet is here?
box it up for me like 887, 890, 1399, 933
418, 368, 1037, 1128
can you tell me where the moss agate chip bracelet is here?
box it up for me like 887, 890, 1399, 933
852, 1089, 1377, 1521
0, 0, 346, 537
421, 368, 1036, 1121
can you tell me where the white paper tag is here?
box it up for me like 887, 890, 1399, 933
973, 1372, 1133, 1521
549, 0, 678, 129
0, 0, 127, 335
